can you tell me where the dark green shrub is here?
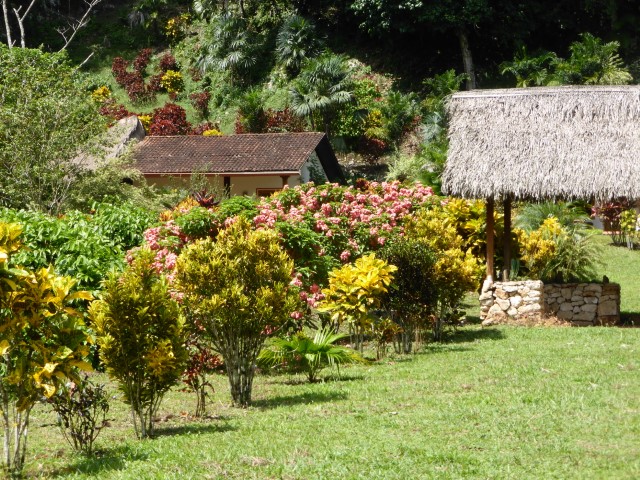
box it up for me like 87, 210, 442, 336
379, 238, 438, 353
0, 209, 124, 290
49, 375, 110, 455
217, 196, 259, 221
174, 207, 219, 240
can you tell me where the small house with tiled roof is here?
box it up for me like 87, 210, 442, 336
133, 132, 345, 197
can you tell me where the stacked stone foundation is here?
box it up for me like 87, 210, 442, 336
480, 280, 620, 326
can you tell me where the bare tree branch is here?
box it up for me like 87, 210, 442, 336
1, 0, 14, 48
12, 0, 37, 48
56, 0, 102, 51
77, 51, 94, 69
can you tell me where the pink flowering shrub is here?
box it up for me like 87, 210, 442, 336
130, 181, 435, 310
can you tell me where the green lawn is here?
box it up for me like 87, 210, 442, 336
27, 326, 640, 479
594, 234, 640, 317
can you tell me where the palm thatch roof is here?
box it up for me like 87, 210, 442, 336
442, 86, 640, 201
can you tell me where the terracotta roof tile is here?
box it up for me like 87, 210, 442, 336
134, 133, 327, 174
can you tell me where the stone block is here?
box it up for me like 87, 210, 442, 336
495, 289, 509, 300
479, 291, 493, 301
488, 304, 504, 315
525, 290, 542, 299
519, 303, 541, 314
496, 298, 511, 310
510, 296, 523, 308
573, 311, 595, 322
581, 304, 597, 313
557, 310, 573, 320
507, 307, 518, 317
560, 303, 573, 312
598, 300, 618, 317
561, 288, 572, 299
503, 284, 520, 293
584, 284, 602, 293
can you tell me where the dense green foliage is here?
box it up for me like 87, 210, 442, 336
0, 46, 106, 214
378, 237, 437, 353
0, 203, 157, 291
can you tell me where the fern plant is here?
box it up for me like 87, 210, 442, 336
258, 328, 365, 382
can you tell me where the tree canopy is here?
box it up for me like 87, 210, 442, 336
0, 46, 106, 214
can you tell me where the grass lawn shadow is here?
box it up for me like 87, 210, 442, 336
153, 420, 235, 438
50, 445, 149, 477
252, 391, 348, 410
447, 327, 506, 344
278, 373, 365, 386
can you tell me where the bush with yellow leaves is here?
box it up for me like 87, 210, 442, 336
515, 216, 600, 283
317, 253, 397, 352
0, 222, 92, 475
406, 208, 483, 340
90, 247, 187, 438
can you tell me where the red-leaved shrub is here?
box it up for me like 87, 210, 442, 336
99, 100, 133, 122
189, 92, 211, 118
149, 103, 191, 136
159, 53, 178, 73
265, 108, 306, 133
133, 48, 153, 73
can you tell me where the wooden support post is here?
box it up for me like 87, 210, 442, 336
486, 197, 495, 282
502, 196, 512, 281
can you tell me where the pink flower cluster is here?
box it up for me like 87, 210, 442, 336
299, 283, 326, 308
255, 181, 435, 260
128, 220, 188, 283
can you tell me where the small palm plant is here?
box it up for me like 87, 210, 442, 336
258, 328, 365, 382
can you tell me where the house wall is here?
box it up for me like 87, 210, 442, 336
230, 175, 301, 197
300, 152, 328, 184
143, 174, 301, 197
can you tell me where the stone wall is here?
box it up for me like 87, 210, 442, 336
480, 280, 620, 326
544, 283, 620, 326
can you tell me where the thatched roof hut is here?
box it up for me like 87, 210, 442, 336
443, 86, 640, 202
442, 86, 640, 281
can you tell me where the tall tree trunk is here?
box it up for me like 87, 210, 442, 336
226, 351, 254, 407
1, 0, 13, 48
457, 28, 476, 90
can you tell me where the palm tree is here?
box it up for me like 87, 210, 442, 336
197, 12, 259, 85
258, 328, 365, 382
276, 14, 322, 76
560, 33, 632, 85
289, 54, 354, 134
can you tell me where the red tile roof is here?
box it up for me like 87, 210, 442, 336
134, 133, 328, 174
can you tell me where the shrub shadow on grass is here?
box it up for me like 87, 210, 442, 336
447, 327, 505, 344
620, 312, 640, 326
253, 391, 348, 410
277, 373, 366, 386
51, 445, 148, 477
153, 420, 235, 438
